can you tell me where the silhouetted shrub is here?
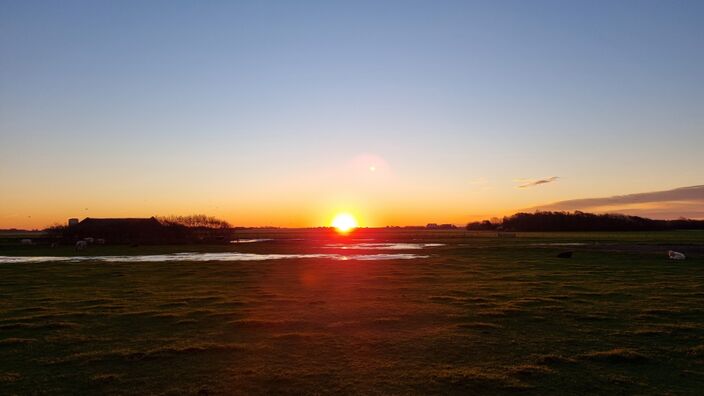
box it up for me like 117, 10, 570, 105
157, 214, 231, 229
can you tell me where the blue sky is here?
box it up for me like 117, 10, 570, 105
1, 1, 703, 227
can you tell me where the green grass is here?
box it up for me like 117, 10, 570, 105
1, 231, 703, 394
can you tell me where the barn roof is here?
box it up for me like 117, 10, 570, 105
72, 217, 166, 235
78, 217, 162, 227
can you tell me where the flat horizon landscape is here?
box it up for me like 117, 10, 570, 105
2, 0, 703, 394
1, 229, 704, 394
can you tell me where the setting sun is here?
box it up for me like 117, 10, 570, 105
331, 213, 358, 233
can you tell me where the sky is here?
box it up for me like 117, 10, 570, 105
1, 0, 703, 229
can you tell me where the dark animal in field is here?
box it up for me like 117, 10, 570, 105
668, 250, 686, 260
557, 251, 573, 258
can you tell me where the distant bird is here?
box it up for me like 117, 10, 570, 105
557, 251, 573, 258
668, 250, 686, 260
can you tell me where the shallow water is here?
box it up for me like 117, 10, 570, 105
530, 242, 589, 246
0, 252, 428, 264
324, 243, 445, 250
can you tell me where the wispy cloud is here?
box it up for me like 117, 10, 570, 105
528, 185, 704, 219
516, 176, 559, 188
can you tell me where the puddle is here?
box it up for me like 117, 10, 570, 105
530, 243, 589, 246
324, 243, 445, 250
0, 252, 428, 264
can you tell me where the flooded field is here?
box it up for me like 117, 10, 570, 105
1, 230, 703, 394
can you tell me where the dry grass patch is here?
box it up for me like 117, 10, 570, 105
0, 337, 35, 346
533, 354, 577, 365
0, 372, 21, 383
508, 364, 554, 378
41, 342, 247, 365
90, 373, 122, 383
429, 367, 530, 391
456, 322, 502, 330
629, 327, 671, 336
686, 345, 704, 357
580, 348, 649, 363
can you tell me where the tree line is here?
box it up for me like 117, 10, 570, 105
467, 211, 704, 232
156, 214, 231, 229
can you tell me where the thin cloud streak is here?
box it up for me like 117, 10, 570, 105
529, 185, 704, 219
517, 176, 559, 188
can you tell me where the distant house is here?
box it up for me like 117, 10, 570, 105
68, 217, 181, 244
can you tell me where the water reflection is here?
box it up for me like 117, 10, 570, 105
0, 252, 427, 264
325, 243, 444, 250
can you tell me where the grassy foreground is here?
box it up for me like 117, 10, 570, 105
1, 231, 703, 394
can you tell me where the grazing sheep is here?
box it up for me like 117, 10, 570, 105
75, 240, 87, 251
20, 239, 32, 245
668, 250, 686, 260
96, 238, 105, 245
84, 237, 94, 244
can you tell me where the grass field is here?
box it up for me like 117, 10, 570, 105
1, 230, 704, 394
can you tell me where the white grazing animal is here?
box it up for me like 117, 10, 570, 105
75, 240, 88, 251
668, 250, 686, 260
21, 239, 32, 245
